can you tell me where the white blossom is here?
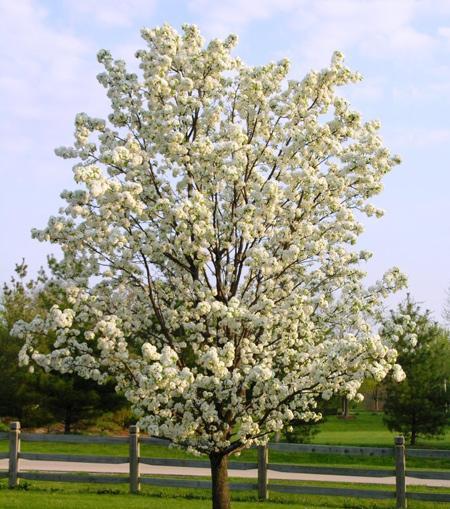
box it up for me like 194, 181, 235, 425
392, 364, 406, 382
16, 24, 406, 456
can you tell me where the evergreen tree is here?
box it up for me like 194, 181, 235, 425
381, 297, 450, 445
1, 260, 125, 431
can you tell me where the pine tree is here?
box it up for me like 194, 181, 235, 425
381, 297, 450, 445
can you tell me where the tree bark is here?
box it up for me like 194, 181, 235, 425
411, 411, 417, 445
341, 397, 349, 418
210, 452, 231, 509
64, 407, 72, 434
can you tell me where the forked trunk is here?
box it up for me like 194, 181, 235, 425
210, 452, 231, 509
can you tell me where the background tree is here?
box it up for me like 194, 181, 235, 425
14, 24, 406, 509
0, 261, 51, 426
359, 378, 385, 412
34, 372, 125, 434
283, 417, 321, 444
381, 297, 450, 445
1, 260, 125, 432
0, 323, 51, 426
443, 287, 450, 326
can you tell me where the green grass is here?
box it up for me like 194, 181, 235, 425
311, 412, 450, 449
0, 480, 449, 509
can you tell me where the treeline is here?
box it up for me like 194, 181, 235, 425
0, 260, 128, 433
1, 260, 449, 443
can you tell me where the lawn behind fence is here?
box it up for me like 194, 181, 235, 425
1, 480, 450, 509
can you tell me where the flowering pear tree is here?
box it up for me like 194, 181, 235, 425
14, 24, 407, 509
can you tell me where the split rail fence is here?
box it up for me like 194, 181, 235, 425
1, 422, 450, 508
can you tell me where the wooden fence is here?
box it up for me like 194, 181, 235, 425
1, 422, 450, 508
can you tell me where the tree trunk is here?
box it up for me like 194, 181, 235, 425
411, 411, 417, 446
64, 407, 72, 434
210, 452, 231, 509
341, 397, 349, 418
411, 417, 417, 446
374, 385, 379, 412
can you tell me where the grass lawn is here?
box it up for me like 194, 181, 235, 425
2, 492, 450, 509
0, 480, 449, 509
312, 411, 450, 449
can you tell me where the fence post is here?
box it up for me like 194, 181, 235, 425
395, 436, 407, 509
8, 421, 20, 488
257, 444, 268, 500
129, 424, 140, 493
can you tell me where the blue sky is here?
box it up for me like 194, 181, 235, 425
1, 0, 449, 319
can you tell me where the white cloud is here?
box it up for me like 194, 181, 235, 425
0, 2, 89, 116
188, 0, 297, 37
63, 0, 157, 28
188, 0, 437, 68
438, 26, 450, 39
390, 127, 450, 149
0, 0, 101, 282
288, 0, 436, 68
0, 0, 107, 168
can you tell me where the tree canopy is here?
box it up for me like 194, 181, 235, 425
13, 24, 406, 508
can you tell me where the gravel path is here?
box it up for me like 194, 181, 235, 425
1, 459, 449, 488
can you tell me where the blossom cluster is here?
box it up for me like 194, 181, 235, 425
14, 24, 406, 455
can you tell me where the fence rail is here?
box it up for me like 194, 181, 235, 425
270, 483, 394, 499
269, 442, 394, 456
1, 422, 450, 508
20, 452, 130, 464
407, 448, 450, 458
20, 433, 128, 444
20, 471, 128, 484
268, 463, 395, 477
